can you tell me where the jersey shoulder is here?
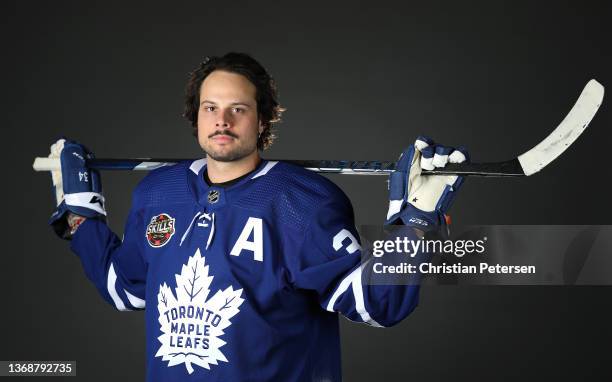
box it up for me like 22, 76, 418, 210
274, 160, 349, 201
132, 160, 194, 208
237, 161, 353, 232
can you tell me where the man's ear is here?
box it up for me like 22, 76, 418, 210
258, 120, 264, 135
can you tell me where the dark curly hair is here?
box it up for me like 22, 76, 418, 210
183, 52, 285, 150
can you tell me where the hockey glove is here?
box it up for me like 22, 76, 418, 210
48, 138, 106, 239
385, 136, 469, 233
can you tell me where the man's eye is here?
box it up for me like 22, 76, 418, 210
203, 106, 215, 112
232, 107, 244, 113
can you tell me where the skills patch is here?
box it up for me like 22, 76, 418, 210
146, 213, 176, 247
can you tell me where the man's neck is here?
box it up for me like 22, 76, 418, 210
206, 151, 261, 184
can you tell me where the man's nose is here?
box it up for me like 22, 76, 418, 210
215, 109, 233, 128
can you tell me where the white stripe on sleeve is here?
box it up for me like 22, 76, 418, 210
326, 267, 356, 312
351, 266, 383, 327
125, 290, 146, 309
326, 264, 383, 327
107, 263, 130, 311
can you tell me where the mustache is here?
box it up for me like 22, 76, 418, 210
209, 131, 238, 139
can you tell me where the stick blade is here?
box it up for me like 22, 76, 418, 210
517, 79, 604, 176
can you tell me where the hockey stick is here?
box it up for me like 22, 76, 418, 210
32, 80, 604, 177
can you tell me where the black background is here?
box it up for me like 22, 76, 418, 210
2, 1, 611, 381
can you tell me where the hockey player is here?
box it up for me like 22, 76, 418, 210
47, 53, 468, 381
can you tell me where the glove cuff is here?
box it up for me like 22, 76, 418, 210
49, 200, 106, 240
63, 192, 106, 217
386, 204, 449, 237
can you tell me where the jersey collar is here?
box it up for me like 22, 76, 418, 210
187, 158, 277, 209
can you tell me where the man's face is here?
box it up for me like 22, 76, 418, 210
197, 70, 262, 162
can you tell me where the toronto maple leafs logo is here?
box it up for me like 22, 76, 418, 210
155, 249, 244, 374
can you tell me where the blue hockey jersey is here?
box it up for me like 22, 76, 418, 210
70, 159, 420, 381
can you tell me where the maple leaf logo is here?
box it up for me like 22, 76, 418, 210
155, 249, 244, 374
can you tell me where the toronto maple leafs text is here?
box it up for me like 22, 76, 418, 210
160, 306, 223, 350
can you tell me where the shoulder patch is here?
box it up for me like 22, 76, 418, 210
146, 213, 176, 248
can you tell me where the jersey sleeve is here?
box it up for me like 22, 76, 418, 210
69, 189, 147, 311
288, 193, 420, 328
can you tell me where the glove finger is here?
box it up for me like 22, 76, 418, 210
446, 146, 470, 187
49, 139, 66, 158
415, 135, 434, 152
449, 146, 469, 163
432, 145, 453, 168
420, 146, 435, 170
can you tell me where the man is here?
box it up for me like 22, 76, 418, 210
48, 52, 468, 381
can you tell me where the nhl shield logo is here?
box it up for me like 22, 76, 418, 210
207, 190, 220, 204
146, 213, 176, 248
